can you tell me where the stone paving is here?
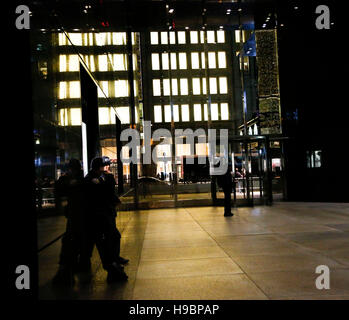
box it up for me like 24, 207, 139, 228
37, 202, 349, 300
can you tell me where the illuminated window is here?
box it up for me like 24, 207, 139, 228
235, 30, 241, 43
112, 32, 126, 45
163, 79, 170, 96
70, 108, 81, 126
115, 80, 128, 97
211, 103, 219, 121
70, 81, 80, 98
151, 53, 160, 70
208, 52, 216, 69
150, 32, 158, 45
173, 105, 179, 122
113, 54, 127, 71
200, 31, 205, 43
164, 105, 171, 122
192, 78, 201, 95
59, 108, 68, 126
172, 79, 178, 96
110, 109, 116, 124
218, 52, 226, 68
153, 79, 161, 96
201, 52, 206, 68
116, 107, 130, 124
89, 33, 93, 45
221, 103, 229, 120
194, 104, 202, 121
170, 53, 177, 70
181, 104, 190, 121
207, 31, 215, 43
154, 105, 162, 123
97, 32, 111, 46
58, 33, 67, 46
59, 82, 67, 99
68, 55, 79, 72
243, 56, 249, 71
160, 32, 168, 44
133, 53, 137, 70
209, 78, 217, 94
204, 104, 208, 121
99, 107, 110, 125
169, 32, 176, 44
68, 33, 82, 46
59, 55, 67, 72
219, 77, 228, 94
162, 53, 169, 70
98, 81, 109, 98
89, 55, 95, 72
177, 31, 186, 44
98, 55, 108, 71
202, 78, 207, 94
217, 31, 225, 43
196, 143, 208, 156
180, 79, 188, 95
191, 52, 200, 69
190, 31, 198, 44
178, 53, 187, 69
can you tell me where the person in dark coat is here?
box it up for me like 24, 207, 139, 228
216, 162, 234, 217
52, 159, 85, 285
84, 156, 128, 283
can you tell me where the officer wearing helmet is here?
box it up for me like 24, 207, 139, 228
84, 156, 128, 283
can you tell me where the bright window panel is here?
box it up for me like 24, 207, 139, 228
207, 31, 215, 43
70, 108, 81, 126
59, 55, 66, 72
201, 52, 206, 68
181, 104, 190, 121
112, 32, 126, 45
202, 78, 207, 94
152, 79, 161, 96
89, 33, 93, 45
163, 79, 170, 96
59, 82, 67, 99
68, 55, 79, 71
221, 103, 229, 120
59, 108, 68, 126
235, 30, 241, 43
208, 52, 216, 69
164, 105, 171, 122
113, 54, 126, 71
204, 104, 208, 121
209, 78, 217, 94
180, 79, 188, 95
194, 104, 202, 121
218, 52, 226, 68
211, 103, 219, 121
89, 55, 95, 72
173, 105, 179, 122
172, 79, 178, 96
217, 31, 225, 43
190, 31, 198, 44
196, 143, 208, 156
116, 107, 130, 124
150, 32, 158, 45
98, 81, 109, 98
154, 105, 162, 123
160, 32, 168, 44
97, 32, 111, 45
192, 78, 201, 95
99, 107, 110, 125
176, 144, 191, 157
191, 52, 200, 69
68, 33, 82, 46
170, 53, 177, 70
110, 109, 116, 124
151, 53, 160, 70
169, 32, 176, 44
58, 33, 66, 46
219, 77, 228, 94
162, 53, 169, 70
178, 53, 187, 69
69, 81, 80, 98
177, 31, 186, 44
98, 55, 108, 71
115, 80, 128, 97
200, 31, 205, 43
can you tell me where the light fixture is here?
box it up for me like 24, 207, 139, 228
169, 8, 174, 14
294, 6, 298, 10
238, 8, 242, 12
